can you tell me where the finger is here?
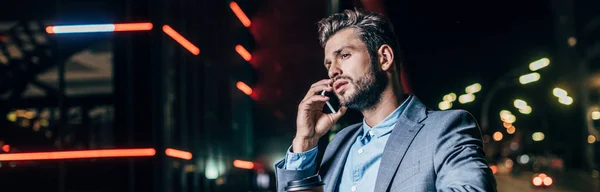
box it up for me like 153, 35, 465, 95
299, 95, 329, 110
303, 84, 333, 101
330, 106, 348, 121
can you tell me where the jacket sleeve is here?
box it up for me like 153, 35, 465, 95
433, 110, 497, 192
274, 146, 319, 192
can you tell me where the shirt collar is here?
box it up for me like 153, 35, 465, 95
360, 95, 412, 139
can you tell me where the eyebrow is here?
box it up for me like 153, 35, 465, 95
324, 46, 355, 66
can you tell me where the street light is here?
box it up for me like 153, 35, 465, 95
514, 99, 528, 109
552, 88, 568, 98
558, 96, 573, 105
591, 111, 600, 120
439, 101, 452, 110
519, 72, 541, 84
529, 58, 550, 71
465, 83, 482, 94
458, 93, 475, 104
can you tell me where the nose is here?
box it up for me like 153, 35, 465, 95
328, 63, 342, 79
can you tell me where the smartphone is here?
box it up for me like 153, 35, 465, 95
321, 90, 340, 114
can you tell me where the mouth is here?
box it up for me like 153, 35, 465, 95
333, 80, 349, 93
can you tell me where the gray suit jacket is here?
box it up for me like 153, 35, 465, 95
275, 96, 497, 191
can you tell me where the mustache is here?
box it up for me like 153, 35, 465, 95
332, 76, 353, 84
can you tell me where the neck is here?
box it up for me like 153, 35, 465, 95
362, 80, 405, 127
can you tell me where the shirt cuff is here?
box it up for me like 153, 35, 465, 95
284, 145, 318, 170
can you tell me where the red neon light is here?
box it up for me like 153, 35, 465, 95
114, 22, 153, 31
0, 148, 156, 161
162, 25, 200, 55
229, 2, 251, 27
236, 81, 253, 95
165, 148, 192, 160
233, 160, 254, 169
235, 45, 252, 61
2, 145, 10, 152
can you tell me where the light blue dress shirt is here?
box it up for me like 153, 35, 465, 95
284, 96, 410, 192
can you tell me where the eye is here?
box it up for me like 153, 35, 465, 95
341, 54, 350, 59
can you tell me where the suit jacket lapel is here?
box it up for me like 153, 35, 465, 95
323, 125, 362, 192
373, 96, 427, 191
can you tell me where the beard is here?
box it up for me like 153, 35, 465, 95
337, 58, 388, 111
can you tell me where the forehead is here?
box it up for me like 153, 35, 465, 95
324, 28, 365, 54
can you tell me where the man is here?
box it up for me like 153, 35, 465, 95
275, 9, 497, 192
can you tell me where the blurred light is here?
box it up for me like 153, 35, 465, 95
2, 145, 9, 152
236, 81, 253, 95
529, 58, 550, 71
443, 93, 457, 102
493, 131, 503, 141
458, 93, 475, 104
558, 96, 573, 105
0, 148, 156, 161
6, 112, 16, 122
465, 83, 482, 94
507, 126, 516, 134
588, 135, 596, 144
543, 177, 553, 186
233, 160, 254, 169
184, 164, 196, 173
532, 132, 545, 141
438, 101, 452, 110
500, 110, 512, 120
215, 177, 225, 185
519, 72, 540, 84
504, 114, 516, 124
591, 111, 600, 120
229, 2, 251, 27
235, 45, 252, 61
505, 159, 514, 168
165, 148, 192, 160
510, 142, 519, 150
40, 119, 49, 127
568, 37, 577, 47
553, 88, 567, 98
46, 23, 153, 34
533, 177, 543, 186
24, 110, 36, 119
503, 122, 512, 129
490, 165, 498, 174
45, 130, 52, 138
592, 170, 599, 179
205, 159, 219, 179
162, 25, 200, 55
519, 106, 532, 114
257, 171, 270, 189
513, 99, 528, 109
518, 154, 530, 164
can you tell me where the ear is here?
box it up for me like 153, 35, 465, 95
377, 44, 395, 72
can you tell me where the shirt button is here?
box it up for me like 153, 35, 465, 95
369, 130, 374, 136
358, 148, 364, 154
351, 186, 357, 191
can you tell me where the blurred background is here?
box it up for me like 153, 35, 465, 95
0, 0, 599, 191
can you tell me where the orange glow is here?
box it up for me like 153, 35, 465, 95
165, 148, 192, 160
45, 26, 54, 34
236, 81, 253, 95
0, 148, 156, 161
229, 2, 251, 27
233, 160, 254, 169
162, 25, 200, 55
543, 177, 553, 186
533, 177, 543, 186
490, 165, 498, 174
114, 22, 153, 31
235, 45, 252, 61
2, 145, 9, 152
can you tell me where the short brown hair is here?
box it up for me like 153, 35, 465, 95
317, 9, 402, 72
